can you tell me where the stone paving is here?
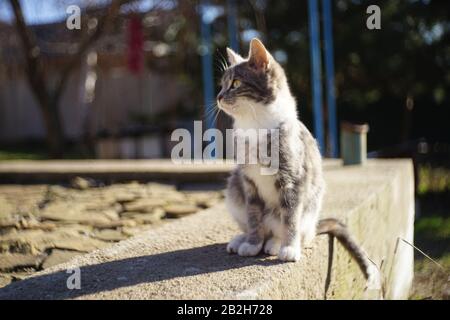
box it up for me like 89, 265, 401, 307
0, 178, 223, 288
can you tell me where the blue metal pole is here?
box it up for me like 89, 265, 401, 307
200, 1, 216, 157
227, 0, 239, 52
307, 0, 325, 153
322, 0, 338, 158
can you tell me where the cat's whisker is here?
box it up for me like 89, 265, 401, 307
203, 102, 217, 111
203, 107, 219, 123
202, 101, 218, 109
221, 62, 227, 72
203, 107, 219, 121
202, 103, 221, 122
216, 49, 229, 71
214, 52, 229, 75
217, 56, 227, 71
214, 60, 226, 73
212, 107, 222, 125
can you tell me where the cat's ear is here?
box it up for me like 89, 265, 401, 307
248, 38, 270, 71
226, 47, 244, 66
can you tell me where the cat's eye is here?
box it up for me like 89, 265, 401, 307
232, 79, 241, 89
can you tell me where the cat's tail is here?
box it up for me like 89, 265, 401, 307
316, 218, 381, 291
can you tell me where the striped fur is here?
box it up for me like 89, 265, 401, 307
317, 219, 373, 280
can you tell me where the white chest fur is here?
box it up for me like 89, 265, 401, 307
243, 164, 279, 208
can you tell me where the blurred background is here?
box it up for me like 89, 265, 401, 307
0, 0, 448, 298
0, 0, 448, 161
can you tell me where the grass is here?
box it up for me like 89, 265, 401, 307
410, 164, 450, 300
410, 251, 450, 300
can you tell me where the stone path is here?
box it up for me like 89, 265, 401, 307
0, 179, 223, 288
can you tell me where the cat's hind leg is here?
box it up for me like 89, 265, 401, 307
300, 201, 321, 248
300, 213, 318, 248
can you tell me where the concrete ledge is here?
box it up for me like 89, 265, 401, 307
0, 159, 414, 299
0, 159, 343, 184
0, 160, 235, 184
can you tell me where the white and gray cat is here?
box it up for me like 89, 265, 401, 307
217, 38, 379, 287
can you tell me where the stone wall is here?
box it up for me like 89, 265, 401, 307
0, 159, 415, 299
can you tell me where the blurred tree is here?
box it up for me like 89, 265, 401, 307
3, 0, 449, 156
331, 0, 449, 149
229, 0, 449, 151
7, 0, 136, 157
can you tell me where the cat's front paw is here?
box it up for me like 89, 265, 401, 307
278, 245, 301, 262
264, 237, 281, 256
238, 242, 263, 256
227, 234, 247, 254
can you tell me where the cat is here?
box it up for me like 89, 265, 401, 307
217, 38, 379, 288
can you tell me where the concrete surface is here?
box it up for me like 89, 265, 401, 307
0, 159, 414, 299
0, 159, 235, 184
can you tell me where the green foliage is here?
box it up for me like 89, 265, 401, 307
209, 0, 450, 150
0, 146, 48, 161
413, 164, 449, 299
418, 165, 450, 194
415, 216, 450, 239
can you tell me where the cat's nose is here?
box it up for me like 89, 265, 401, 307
217, 93, 224, 101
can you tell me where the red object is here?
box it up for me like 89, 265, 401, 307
127, 15, 144, 74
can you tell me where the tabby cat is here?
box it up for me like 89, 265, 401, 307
217, 38, 378, 288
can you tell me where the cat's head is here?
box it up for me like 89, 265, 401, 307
217, 38, 289, 121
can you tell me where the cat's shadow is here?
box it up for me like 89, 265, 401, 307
0, 243, 284, 299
